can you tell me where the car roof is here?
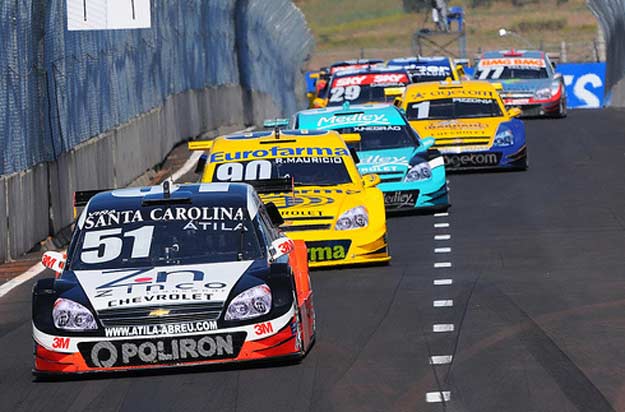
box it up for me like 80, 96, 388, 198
332, 66, 409, 77
296, 104, 407, 129
331, 58, 384, 68
403, 80, 499, 100
210, 129, 350, 154
388, 56, 451, 66
85, 183, 253, 214
481, 49, 544, 59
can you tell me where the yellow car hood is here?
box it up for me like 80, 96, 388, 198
411, 118, 499, 151
259, 184, 362, 228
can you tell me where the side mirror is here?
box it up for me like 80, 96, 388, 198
265, 202, 284, 226
194, 154, 208, 175
362, 173, 381, 188
269, 237, 295, 261
42, 251, 66, 275
312, 98, 326, 108
553, 72, 562, 80
456, 64, 466, 78
507, 107, 522, 118
421, 136, 436, 150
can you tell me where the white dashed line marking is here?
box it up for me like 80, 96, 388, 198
434, 234, 451, 240
433, 300, 454, 307
433, 324, 455, 333
429, 355, 453, 365
434, 262, 452, 268
434, 222, 450, 228
433, 279, 453, 286
426, 391, 451, 403
434, 212, 449, 217
434, 247, 451, 253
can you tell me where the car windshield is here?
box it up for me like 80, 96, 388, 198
68, 204, 263, 270
406, 97, 503, 120
335, 125, 418, 150
408, 64, 452, 82
327, 73, 409, 106
211, 157, 353, 186
475, 66, 549, 80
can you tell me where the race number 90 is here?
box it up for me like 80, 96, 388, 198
215, 160, 272, 181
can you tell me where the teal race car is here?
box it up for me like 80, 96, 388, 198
293, 104, 449, 212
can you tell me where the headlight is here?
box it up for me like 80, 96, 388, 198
225, 284, 272, 321
335, 206, 368, 230
493, 128, 514, 147
535, 87, 551, 100
53, 298, 97, 331
404, 162, 432, 182
551, 81, 561, 95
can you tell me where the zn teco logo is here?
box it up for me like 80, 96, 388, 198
95, 269, 227, 298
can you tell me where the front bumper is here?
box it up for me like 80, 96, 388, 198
33, 305, 303, 375
504, 98, 561, 117
441, 145, 527, 172
286, 227, 390, 268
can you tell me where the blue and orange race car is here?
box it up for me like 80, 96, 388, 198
294, 104, 449, 212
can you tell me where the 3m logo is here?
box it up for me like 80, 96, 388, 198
254, 322, 274, 336
52, 337, 70, 350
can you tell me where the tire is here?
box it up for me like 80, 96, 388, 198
557, 99, 567, 118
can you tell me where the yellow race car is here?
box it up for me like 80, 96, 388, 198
394, 80, 527, 171
189, 128, 390, 268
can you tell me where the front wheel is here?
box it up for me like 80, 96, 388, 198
557, 99, 567, 118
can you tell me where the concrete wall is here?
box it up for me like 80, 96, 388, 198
1, 85, 279, 261
587, 0, 625, 106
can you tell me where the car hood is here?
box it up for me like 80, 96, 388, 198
498, 78, 553, 93
411, 119, 499, 150
73, 261, 258, 312
260, 184, 362, 227
357, 147, 418, 176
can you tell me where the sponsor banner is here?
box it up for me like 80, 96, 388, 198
79, 332, 246, 368
558, 62, 606, 108
306, 240, 352, 262
383, 190, 419, 209
444, 152, 502, 169
67, 0, 151, 31
104, 321, 218, 338
209, 147, 349, 163
478, 58, 546, 69
332, 74, 409, 88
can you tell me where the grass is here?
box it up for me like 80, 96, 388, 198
295, 0, 600, 68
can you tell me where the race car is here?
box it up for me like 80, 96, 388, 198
310, 59, 385, 108
395, 79, 527, 171
314, 66, 412, 109
473, 49, 567, 117
294, 103, 449, 212
190, 129, 390, 268
387, 56, 466, 83
32, 182, 316, 375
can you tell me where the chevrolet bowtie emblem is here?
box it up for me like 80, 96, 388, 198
149, 308, 171, 317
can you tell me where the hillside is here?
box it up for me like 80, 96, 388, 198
294, 0, 600, 68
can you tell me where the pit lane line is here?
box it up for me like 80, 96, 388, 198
0, 126, 255, 300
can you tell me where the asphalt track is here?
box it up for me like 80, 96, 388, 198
1, 108, 624, 412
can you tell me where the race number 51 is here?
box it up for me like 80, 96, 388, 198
67, 0, 151, 31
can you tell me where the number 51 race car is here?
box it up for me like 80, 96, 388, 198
32, 182, 316, 376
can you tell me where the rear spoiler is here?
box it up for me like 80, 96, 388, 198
245, 177, 294, 194
73, 189, 111, 219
